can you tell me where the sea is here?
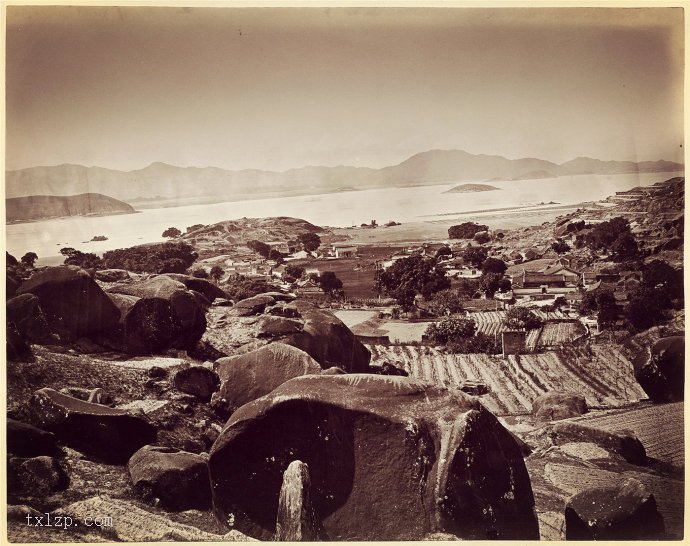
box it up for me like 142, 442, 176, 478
5, 171, 682, 260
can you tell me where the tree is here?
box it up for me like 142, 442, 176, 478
579, 288, 618, 324
435, 246, 452, 259
463, 246, 488, 268
427, 288, 464, 316
298, 232, 321, 253
375, 255, 450, 309
247, 240, 271, 258
626, 286, 666, 330
447, 332, 500, 354
102, 242, 197, 274
192, 267, 209, 278
481, 257, 507, 275
503, 308, 543, 330
478, 272, 502, 298
318, 271, 344, 297
223, 274, 282, 301
21, 252, 38, 268
268, 249, 285, 264
642, 260, 683, 301
456, 278, 481, 299
448, 222, 489, 239
552, 239, 570, 254
610, 232, 639, 261
210, 265, 224, 282
186, 224, 205, 233
63, 250, 102, 270
285, 264, 305, 279
162, 227, 182, 239
424, 318, 477, 345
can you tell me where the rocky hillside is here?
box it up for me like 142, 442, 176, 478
443, 183, 500, 193
6, 193, 135, 223
183, 216, 328, 259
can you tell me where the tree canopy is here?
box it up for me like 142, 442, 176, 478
463, 246, 489, 267
481, 257, 507, 275
21, 252, 38, 268
375, 255, 450, 309
424, 318, 477, 344
162, 227, 182, 238
318, 271, 344, 297
448, 222, 489, 239
102, 241, 197, 274
298, 232, 321, 253
503, 308, 544, 331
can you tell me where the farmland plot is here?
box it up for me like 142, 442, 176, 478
537, 321, 586, 347
368, 344, 647, 415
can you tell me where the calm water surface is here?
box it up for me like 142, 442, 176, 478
6, 172, 681, 259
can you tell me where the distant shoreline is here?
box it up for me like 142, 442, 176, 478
6, 210, 141, 225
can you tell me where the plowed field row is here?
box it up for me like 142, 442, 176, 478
368, 344, 647, 415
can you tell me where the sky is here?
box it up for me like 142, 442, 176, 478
5, 6, 685, 172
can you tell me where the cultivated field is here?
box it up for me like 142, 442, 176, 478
537, 321, 587, 347
367, 344, 647, 415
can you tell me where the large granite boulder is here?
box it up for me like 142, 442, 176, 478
108, 293, 183, 354
108, 275, 206, 350
173, 366, 220, 402
7, 294, 55, 344
8, 455, 69, 497
17, 266, 120, 341
213, 343, 322, 414
7, 322, 33, 362
159, 273, 227, 303
7, 419, 60, 458
565, 478, 665, 539
281, 301, 370, 372
532, 391, 588, 424
28, 388, 156, 463
549, 422, 647, 465
230, 294, 277, 316
633, 336, 684, 403
209, 374, 539, 541
127, 445, 212, 510
95, 269, 131, 283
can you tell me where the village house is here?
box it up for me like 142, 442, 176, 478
510, 270, 579, 301
266, 241, 290, 254
333, 243, 358, 259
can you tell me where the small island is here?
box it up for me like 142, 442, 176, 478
443, 183, 500, 194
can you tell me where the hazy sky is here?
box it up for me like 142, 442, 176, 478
5, 6, 684, 172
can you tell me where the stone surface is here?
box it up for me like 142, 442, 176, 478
214, 343, 322, 415
8, 455, 70, 497
161, 273, 228, 302
549, 421, 647, 465
275, 461, 323, 541
173, 366, 220, 402
109, 293, 183, 355
255, 316, 304, 338
58, 496, 254, 541
128, 445, 212, 510
108, 275, 207, 350
7, 418, 60, 457
265, 302, 301, 318
565, 477, 665, 539
281, 301, 371, 372
209, 374, 538, 541
231, 294, 276, 315
28, 388, 156, 464
7, 293, 55, 343
18, 265, 121, 341
7, 321, 33, 362
95, 269, 131, 282
532, 391, 588, 423
633, 336, 684, 403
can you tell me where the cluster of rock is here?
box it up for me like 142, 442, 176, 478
6, 262, 681, 540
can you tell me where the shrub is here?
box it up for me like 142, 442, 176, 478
424, 318, 477, 344
192, 267, 209, 278
102, 242, 198, 274
162, 227, 181, 238
446, 332, 500, 354
503, 307, 543, 330
222, 274, 282, 301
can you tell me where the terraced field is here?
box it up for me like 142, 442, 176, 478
367, 344, 647, 415
538, 321, 587, 347
568, 402, 684, 468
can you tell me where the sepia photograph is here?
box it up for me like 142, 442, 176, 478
4, 3, 685, 542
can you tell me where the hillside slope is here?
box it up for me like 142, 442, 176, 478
6, 193, 136, 223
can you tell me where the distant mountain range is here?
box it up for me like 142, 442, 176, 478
6, 193, 136, 223
5, 150, 683, 203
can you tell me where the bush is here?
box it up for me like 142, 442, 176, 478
102, 242, 198, 274
448, 222, 489, 239
424, 318, 477, 344
374, 255, 449, 309
298, 232, 321, 252
222, 274, 282, 301
210, 265, 224, 281
162, 227, 181, 238
503, 307, 543, 330
463, 246, 489, 267
192, 267, 209, 278
427, 288, 464, 316
446, 332, 500, 354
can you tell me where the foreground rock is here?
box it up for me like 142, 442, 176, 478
18, 265, 120, 341
565, 478, 665, 539
7, 322, 33, 362
108, 275, 207, 350
173, 366, 220, 402
7, 294, 55, 343
209, 374, 538, 540
7, 418, 60, 457
275, 461, 323, 541
532, 391, 588, 423
108, 293, 182, 354
8, 455, 70, 497
549, 421, 647, 465
633, 336, 684, 403
214, 343, 322, 414
128, 445, 212, 510
95, 269, 131, 282
159, 273, 227, 302
28, 388, 156, 463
